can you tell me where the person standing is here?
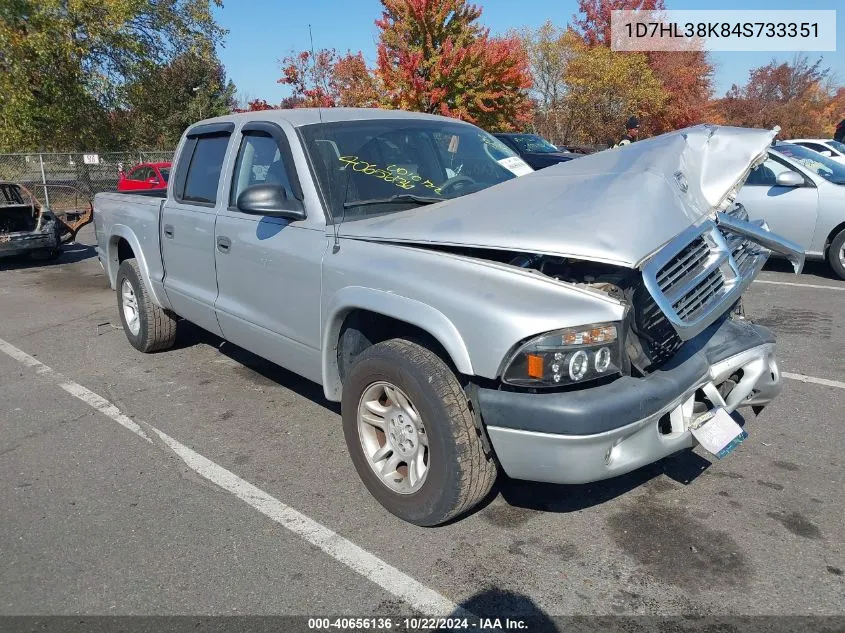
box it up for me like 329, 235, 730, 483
614, 116, 640, 147
834, 117, 845, 143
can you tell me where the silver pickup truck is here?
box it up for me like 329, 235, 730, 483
94, 109, 804, 526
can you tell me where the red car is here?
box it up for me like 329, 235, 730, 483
117, 162, 171, 192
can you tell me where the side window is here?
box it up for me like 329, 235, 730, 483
803, 142, 828, 153
129, 166, 149, 181
230, 133, 293, 205
182, 134, 230, 204
746, 157, 794, 186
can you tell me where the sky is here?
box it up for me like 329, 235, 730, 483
213, 0, 844, 106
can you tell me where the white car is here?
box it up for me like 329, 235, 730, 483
786, 138, 845, 164
737, 142, 845, 279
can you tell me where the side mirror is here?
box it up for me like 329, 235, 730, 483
236, 184, 306, 220
820, 150, 833, 157
775, 171, 805, 188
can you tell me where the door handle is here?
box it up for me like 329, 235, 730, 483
163, 224, 174, 239
217, 236, 232, 253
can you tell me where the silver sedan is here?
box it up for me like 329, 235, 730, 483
737, 142, 845, 279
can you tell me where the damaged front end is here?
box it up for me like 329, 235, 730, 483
0, 182, 92, 260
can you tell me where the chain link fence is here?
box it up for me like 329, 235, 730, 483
0, 151, 174, 205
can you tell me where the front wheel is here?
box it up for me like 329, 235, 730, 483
827, 228, 845, 280
116, 258, 177, 352
342, 339, 497, 526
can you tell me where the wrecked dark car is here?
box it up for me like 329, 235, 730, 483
0, 182, 92, 261
94, 110, 804, 526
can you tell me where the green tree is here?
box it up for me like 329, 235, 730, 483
562, 34, 666, 143
0, 0, 225, 151
119, 52, 237, 148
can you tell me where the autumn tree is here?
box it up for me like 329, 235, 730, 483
375, 0, 533, 130
0, 0, 226, 151
563, 37, 666, 144
647, 51, 714, 133
714, 55, 837, 137
570, 0, 714, 134
279, 49, 379, 107
516, 21, 576, 141
573, 0, 664, 46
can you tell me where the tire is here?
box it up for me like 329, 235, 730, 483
341, 338, 497, 526
827, 228, 845, 280
116, 258, 177, 353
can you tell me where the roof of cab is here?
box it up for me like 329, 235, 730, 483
187, 107, 470, 130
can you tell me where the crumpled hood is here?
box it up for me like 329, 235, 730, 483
338, 124, 777, 267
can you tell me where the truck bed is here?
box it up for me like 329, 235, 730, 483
93, 190, 167, 291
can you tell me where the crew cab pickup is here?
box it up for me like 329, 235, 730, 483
93, 109, 804, 526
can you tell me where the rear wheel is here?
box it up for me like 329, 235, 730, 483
342, 338, 497, 526
828, 228, 845, 280
116, 258, 177, 352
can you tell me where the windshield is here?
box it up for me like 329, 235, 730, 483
300, 119, 530, 221
507, 134, 560, 154
159, 168, 170, 182
826, 139, 845, 154
775, 143, 845, 185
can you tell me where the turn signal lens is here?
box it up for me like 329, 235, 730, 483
526, 354, 544, 378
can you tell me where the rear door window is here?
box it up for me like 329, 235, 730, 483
181, 135, 230, 205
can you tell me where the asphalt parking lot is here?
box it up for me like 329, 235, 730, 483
1, 225, 843, 625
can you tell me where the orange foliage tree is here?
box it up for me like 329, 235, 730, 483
570, 0, 714, 135
375, 0, 533, 130
713, 55, 840, 138
278, 49, 378, 107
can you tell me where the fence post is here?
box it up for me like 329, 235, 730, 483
38, 153, 50, 207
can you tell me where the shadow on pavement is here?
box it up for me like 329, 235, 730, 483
171, 320, 339, 414
451, 588, 559, 632
0, 242, 97, 270
496, 449, 711, 515
763, 257, 841, 281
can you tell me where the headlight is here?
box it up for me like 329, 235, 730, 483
501, 322, 623, 388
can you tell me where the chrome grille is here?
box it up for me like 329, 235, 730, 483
655, 236, 710, 294
642, 218, 767, 341
720, 204, 762, 277
674, 269, 725, 320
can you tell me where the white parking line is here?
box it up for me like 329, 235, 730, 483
754, 279, 845, 291
783, 372, 845, 390
0, 336, 466, 618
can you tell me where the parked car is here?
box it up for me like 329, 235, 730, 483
737, 142, 845, 278
117, 162, 171, 192
493, 133, 578, 170
94, 111, 801, 526
0, 182, 92, 261
786, 139, 845, 164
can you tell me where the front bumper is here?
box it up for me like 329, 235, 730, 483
478, 318, 781, 484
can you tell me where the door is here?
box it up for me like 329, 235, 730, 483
161, 125, 234, 336
213, 122, 326, 383
736, 154, 819, 250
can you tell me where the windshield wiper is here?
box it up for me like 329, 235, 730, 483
343, 194, 445, 208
